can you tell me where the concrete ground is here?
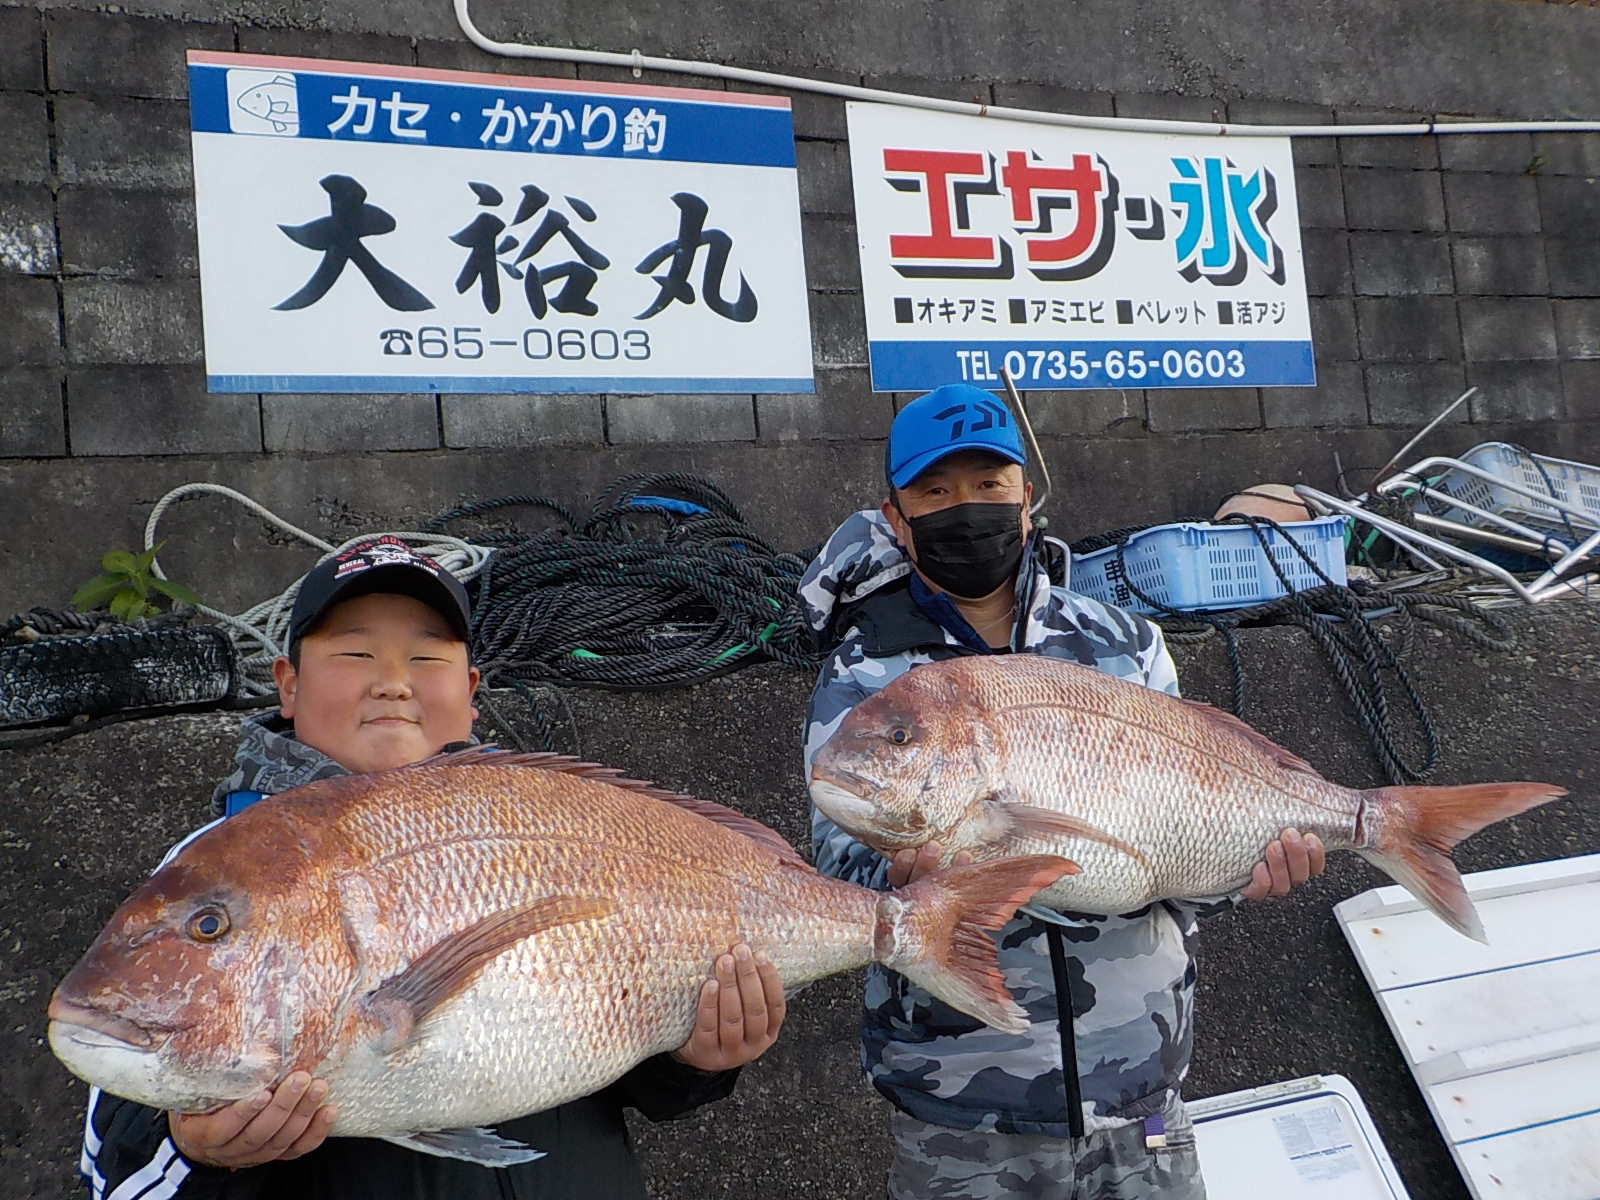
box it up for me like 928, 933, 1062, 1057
2, 599, 1596, 1199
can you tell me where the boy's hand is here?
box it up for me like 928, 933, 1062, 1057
887, 842, 974, 887
169, 1072, 336, 1169
670, 943, 785, 1072
1241, 828, 1326, 901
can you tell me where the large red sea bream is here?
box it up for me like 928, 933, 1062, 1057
809, 656, 1564, 942
48, 748, 1074, 1165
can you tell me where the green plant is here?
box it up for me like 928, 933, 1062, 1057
71, 543, 201, 623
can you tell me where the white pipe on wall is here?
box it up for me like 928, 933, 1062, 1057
453, 0, 1600, 139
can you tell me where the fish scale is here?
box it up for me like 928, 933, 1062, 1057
942, 659, 1361, 911
48, 748, 1076, 1165
293, 769, 875, 1134
809, 655, 1564, 941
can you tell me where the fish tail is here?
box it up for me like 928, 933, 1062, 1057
879, 854, 1079, 1035
1360, 782, 1566, 943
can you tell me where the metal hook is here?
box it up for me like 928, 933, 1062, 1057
1332, 450, 1358, 500
1369, 387, 1477, 491
999, 367, 1051, 518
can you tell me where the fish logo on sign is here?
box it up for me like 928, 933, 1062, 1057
226, 69, 300, 136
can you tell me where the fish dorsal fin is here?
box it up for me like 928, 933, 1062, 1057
646, 793, 812, 868
365, 895, 613, 1048
409, 746, 809, 867
981, 798, 1150, 868
1179, 699, 1323, 778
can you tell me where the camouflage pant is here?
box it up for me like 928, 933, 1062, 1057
885, 1100, 1205, 1200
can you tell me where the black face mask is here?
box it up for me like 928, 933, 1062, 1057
904, 502, 1025, 599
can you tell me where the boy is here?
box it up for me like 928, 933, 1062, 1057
81, 536, 784, 1200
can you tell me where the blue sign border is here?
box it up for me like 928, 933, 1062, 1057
208, 373, 815, 394
869, 339, 1316, 391
189, 61, 796, 168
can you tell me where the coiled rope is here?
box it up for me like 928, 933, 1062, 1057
422, 474, 819, 747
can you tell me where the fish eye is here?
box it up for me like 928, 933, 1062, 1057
186, 907, 230, 942
888, 727, 911, 745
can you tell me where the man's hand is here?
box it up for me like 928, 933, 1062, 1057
670, 943, 786, 1072
886, 842, 974, 887
1241, 827, 1326, 901
168, 1072, 335, 1169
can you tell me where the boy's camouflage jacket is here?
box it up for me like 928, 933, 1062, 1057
800, 510, 1235, 1138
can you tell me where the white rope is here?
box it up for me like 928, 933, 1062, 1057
142, 483, 493, 698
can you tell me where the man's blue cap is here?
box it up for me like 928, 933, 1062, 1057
885, 383, 1027, 489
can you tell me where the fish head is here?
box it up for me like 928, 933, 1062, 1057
47, 819, 346, 1111
810, 664, 996, 856
237, 87, 270, 118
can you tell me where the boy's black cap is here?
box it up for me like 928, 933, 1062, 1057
287, 537, 472, 650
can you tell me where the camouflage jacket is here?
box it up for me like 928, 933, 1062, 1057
207, 711, 355, 814
800, 510, 1234, 1138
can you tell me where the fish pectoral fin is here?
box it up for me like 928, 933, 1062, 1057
368, 895, 615, 1036
1019, 903, 1080, 927
383, 1127, 545, 1167
987, 800, 1150, 868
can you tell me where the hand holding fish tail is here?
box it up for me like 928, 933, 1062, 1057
1240, 828, 1327, 901
669, 943, 786, 1072
168, 1071, 335, 1169
886, 842, 974, 888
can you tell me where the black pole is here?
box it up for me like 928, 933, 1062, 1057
1045, 923, 1086, 1139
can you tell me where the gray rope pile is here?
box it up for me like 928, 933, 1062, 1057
424, 474, 820, 749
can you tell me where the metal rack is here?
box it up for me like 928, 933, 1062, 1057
1295, 480, 1599, 606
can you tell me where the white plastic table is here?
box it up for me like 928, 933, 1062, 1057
1335, 854, 1600, 1200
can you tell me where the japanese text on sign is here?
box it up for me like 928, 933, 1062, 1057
848, 103, 1313, 391
189, 51, 812, 393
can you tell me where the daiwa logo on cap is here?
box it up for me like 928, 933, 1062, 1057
931, 397, 1010, 441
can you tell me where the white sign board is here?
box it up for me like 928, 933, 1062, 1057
188, 51, 813, 393
847, 102, 1314, 392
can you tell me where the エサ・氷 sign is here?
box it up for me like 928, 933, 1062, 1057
847, 102, 1313, 392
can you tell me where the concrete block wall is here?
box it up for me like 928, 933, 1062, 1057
2, 0, 1600, 613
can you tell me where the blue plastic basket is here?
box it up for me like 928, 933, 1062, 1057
1415, 442, 1600, 541
1070, 514, 1349, 615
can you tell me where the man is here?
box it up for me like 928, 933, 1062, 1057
800, 384, 1322, 1199
81, 536, 784, 1200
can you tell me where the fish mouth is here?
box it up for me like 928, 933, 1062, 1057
810, 764, 873, 795
808, 768, 881, 829
46, 997, 166, 1051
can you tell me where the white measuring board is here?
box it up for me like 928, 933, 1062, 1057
1190, 1074, 1411, 1199
1335, 854, 1600, 1200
